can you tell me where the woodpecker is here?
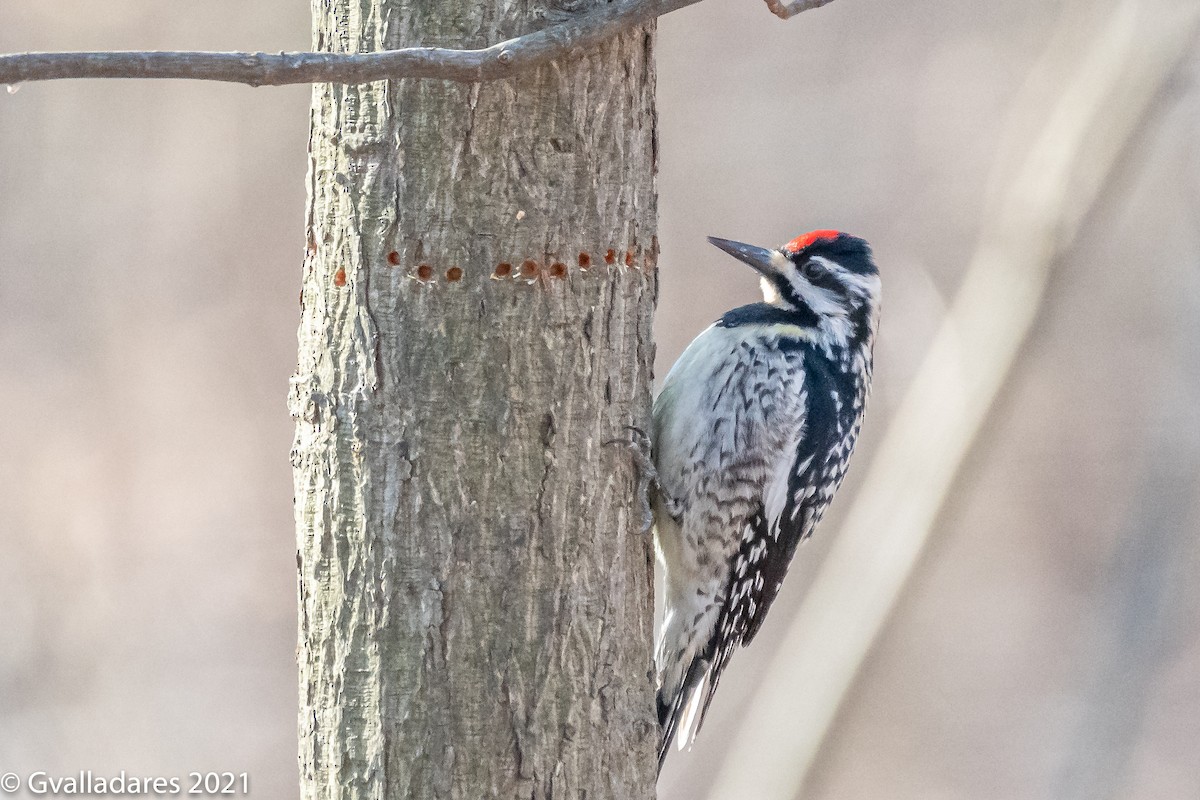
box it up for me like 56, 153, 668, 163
652, 230, 880, 769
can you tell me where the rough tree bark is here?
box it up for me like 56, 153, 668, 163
288, 0, 659, 797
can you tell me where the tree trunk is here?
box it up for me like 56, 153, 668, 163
289, 0, 659, 797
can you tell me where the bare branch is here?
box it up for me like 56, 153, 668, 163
0, 0, 832, 87
764, 0, 836, 21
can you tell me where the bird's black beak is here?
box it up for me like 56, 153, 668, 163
706, 236, 782, 278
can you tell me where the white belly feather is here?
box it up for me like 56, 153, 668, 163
651, 323, 808, 685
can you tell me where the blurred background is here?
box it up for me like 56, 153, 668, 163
2, 1, 1198, 798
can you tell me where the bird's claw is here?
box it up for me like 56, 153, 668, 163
606, 425, 659, 534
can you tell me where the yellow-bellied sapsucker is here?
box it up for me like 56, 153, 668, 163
653, 230, 881, 768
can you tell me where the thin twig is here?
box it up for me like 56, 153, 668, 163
0, 0, 833, 87
764, 0, 835, 19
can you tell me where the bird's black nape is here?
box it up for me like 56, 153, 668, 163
716, 302, 820, 330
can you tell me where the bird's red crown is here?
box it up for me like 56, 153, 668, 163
784, 229, 842, 253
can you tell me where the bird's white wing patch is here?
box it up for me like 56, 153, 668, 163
761, 387, 807, 539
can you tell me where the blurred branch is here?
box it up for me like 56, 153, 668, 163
0, 0, 833, 87
705, 1, 1200, 798
1053, 264, 1200, 798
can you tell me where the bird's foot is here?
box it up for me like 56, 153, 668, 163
606, 425, 659, 534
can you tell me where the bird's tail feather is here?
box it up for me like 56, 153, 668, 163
657, 655, 712, 773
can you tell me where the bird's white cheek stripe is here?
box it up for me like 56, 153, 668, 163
790, 281, 844, 321
844, 272, 881, 300
760, 276, 782, 305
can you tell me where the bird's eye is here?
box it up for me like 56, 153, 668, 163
800, 259, 823, 279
